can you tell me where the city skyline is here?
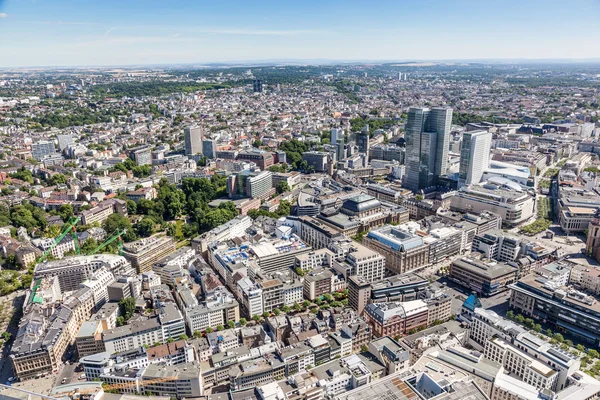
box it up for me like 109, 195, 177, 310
1, 0, 600, 67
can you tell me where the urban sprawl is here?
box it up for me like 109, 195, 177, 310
0, 63, 600, 400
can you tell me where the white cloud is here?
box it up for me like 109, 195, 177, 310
0, 13, 8, 18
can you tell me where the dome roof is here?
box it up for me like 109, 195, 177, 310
342, 194, 381, 213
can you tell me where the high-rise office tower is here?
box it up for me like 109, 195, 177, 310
336, 138, 346, 162
184, 125, 203, 156
331, 128, 343, 145
404, 107, 453, 191
253, 79, 263, 93
31, 140, 56, 161
356, 125, 370, 154
458, 130, 492, 188
202, 139, 217, 159
56, 134, 73, 151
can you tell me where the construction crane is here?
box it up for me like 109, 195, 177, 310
87, 229, 127, 256
37, 216, 81, 264
0, 383, 60, 400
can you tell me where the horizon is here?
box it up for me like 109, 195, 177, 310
1, 0, 600, 68
3, 57, 600, 70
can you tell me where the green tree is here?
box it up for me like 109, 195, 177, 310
178, 334, 189, 341
577, 344, 586, 353
262, 311, 270, 319
506, 310, 514, 320
360, 345, 368, 353
239, 318, 247, 326
227, 320, 235, 329
514, 314, 525, 323
293, 302, 301, 312
119, 297, 136, 321
49, 174, 67, 185
103, 213, 136, 242
46, 224, 62, 238
276, 181, 290, 194
552, 333, 564, 343
252, 315, 261, 322
273, 308, 281, 316
533, 324, 542, 333
126, 200, 137, 215
216, 325, 225, 331
282, 305, 291, 314
135, 216, 155, 237
205, 327, 214, 333
58, 204, 74, 222
587, 349, 600, 359
193, 330, 202, 339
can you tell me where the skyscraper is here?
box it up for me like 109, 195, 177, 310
253, 79, 263, 93
184, 125, 203, 156
356, 125, 370, 154
458, 130, 492, 188
202, 139, 217, 159
404, 107, 453, 191
331, 128, 343, 145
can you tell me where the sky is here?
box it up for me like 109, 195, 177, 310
1, 0, 600, 67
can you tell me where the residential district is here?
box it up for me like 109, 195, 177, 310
0, 64, 600, 400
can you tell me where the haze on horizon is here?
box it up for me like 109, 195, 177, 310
1, 0, 600, 68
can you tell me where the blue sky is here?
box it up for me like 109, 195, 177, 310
1, 0, 600, 67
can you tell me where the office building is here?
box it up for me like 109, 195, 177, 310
10, 287, 95, 380
237, 150, 274, 170
202, 139, 217, 159
450, 257, 518, 297
331, 128, 343, 145
302, 151, 329, 172
184, 125, 203, 156
450, 183, 535, 226
129, 145, 152, 166
34, 254, 134, 292
356, 125, 370, 154
470, 308, 581, 391
141, 362, 203, 397
404, 107, 453, 191
363, 225, 429, 275
458, 130, 492, 188
364, 300, 429, 337
253, 79, 263, 93
348, 275, 372, 315
122, 236, 176, 273
56, 134, 73, 151
329, 238, 386, 284
32, 140, 56, 161
509, 274, 600, 346
80, 198, 127, 226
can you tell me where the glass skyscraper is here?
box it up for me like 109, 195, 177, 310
404, 107, 453, 191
